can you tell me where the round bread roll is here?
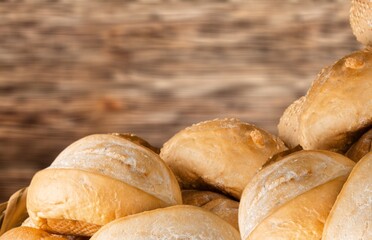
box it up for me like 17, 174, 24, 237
278, 49, 372, 152
239, 150, 355, 240
350, 0, 372, 46
322, 152, 372, 240
27, 134, 182, 236
0, 227, 67, 240
91, 205, 240, 240
182, 190, 239, 230
160, 118, 287, 199
346, 128, 372, 162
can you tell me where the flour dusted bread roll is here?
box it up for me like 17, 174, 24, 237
182, 190, 239, 230
278, 49, 372, 152
346, 128, 372, 162
27, 134, 182, 236
350, 0, 372, 46
239, 150, 355, 240
322, 152, 372, 240
161, 118, 287, 199
91, 205, 240, 240
0, 227, 67, 240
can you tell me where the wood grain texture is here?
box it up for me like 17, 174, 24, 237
0, 0, 360, 201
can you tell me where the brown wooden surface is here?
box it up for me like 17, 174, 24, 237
0, 0, 360, 201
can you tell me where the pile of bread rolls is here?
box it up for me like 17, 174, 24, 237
0, 1, 371, 239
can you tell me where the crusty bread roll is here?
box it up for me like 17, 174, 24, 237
346, 128, 372, 162
0, 226, 67, 240
350, 0, 372, 46
322, 152, 372, 240
239, 150, 355, 240
27, 134, 182, 236
161, 118, 287, 199
182, 190, 239, 230
278, 49, 372, 152
91, 205, 240, 240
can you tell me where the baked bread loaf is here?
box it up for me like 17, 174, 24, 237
350, 0, 372, 46
91, 205, 240, 240
182, 190, 239, 230
239, 150, 355, 240
161, 118, 287, 199
322, 152, 372, 240
0, 226, 67, 240
278, 49, 372, 152
27, 134, 182, 236
346, 128, 372, 162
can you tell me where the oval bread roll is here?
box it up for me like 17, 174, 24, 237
27, 134, 182, 236
0, 226, 67, 240
322, 152, 372, 240
161, 118, 287, 199
239, 150, 355, 240
350, 0, 372, 46
182, 190, 239, 230
346, 128, 372, 162
278, 50, 372, 152
91, 205, 240, 240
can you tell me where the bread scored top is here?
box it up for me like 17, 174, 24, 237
239, 150, 355, 240
27, 134, 182, 236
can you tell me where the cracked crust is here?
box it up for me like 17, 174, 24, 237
322, 152, 372, 240
239, 150, 355, 240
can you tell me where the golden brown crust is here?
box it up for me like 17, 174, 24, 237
322, 152, 372, 240
161, 118, 287, 199
90, 205, 240, 240
27, 134, 182, 236
346, 128, 372, 162
182, 190, 228, 207
278, 50, 372, 152
239, 150, 355, 240
0, 226, 67, 240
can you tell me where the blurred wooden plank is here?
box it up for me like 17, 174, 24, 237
0, 0, 360, 201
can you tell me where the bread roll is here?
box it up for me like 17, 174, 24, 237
182, 190, 239, 230
278, 50, 372, 152
239, 150, 355, 240
322, 152, 372, 240
346, 128, 372, 162
161, 118, 287, 199
27, 134, 182, 236
350, 0, 372, 46
91, 205, 240, 240
0, 226, 67, 240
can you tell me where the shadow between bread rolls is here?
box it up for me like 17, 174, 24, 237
160, 118, 287, 200
238, 150, 355, 240
26, 134, 182, 237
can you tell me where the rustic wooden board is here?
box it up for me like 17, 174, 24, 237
0, 0, 360, 201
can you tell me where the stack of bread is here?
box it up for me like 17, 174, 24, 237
0, 1, 371, 239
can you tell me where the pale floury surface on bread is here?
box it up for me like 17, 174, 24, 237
350, 0, 372, 46
278, 50, 372, 152
323, 152, 372, 240
27, 134, 182, 236
0, 226, 68, 240
182, 190, 239, 230
91, 205, 240, 240
239, 150, 355, 240
161, 118, 287, 199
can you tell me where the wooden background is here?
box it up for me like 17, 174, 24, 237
0, 0, 361, 202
